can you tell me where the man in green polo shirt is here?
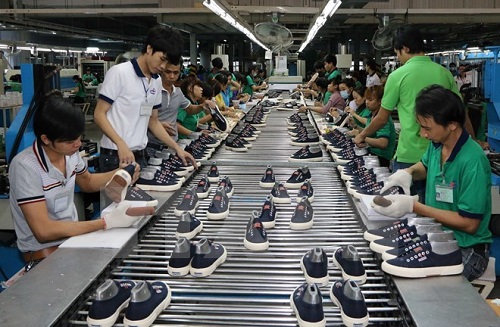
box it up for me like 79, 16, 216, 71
322, 53, 342, 104
372, 85, 491, 281
354, 25, 475, 201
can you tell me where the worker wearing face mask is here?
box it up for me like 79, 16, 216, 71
338, 78, 356, 114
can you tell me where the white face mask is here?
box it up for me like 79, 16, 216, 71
349, 100, 358, 111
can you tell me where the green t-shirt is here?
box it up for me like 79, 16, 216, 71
323, 69, 342, 104
366, 114, 396, 161
75, 81, 86, 98
381, 56, 459, 163
177, 105, 202, 139
242, 75, 255, 95
353, 106, 371, 128
421, 131, 492, 247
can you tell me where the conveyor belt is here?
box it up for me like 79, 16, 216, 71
65, 107, 414, 326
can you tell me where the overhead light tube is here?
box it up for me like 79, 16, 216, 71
298, 0, 342, 52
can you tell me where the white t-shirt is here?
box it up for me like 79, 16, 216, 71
366, 73, 381, 87
98, 58, 162, 150
455, 74, 472, 91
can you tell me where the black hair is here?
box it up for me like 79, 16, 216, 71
365, 85, 384, 101
393, 25, 425, 54
73, 75, 86, 91
415, 85, 465, 127
449, 62, 457, 67
214, 73, 228, 86
366, 59, 377, 71
142, 25, 184, 65
200, 81, 214, 98
340, 77, 355, 89
353, 85, 367, 98
180, 75, 202, 98
315, 77, 329, 90
233, 71, 245, 84
209, 78, 222, 96
34, 93, 85, 143
313, 60, 324, 70
329, 75, 342, 86
246, 64, 258, 76
323, 53, 337, 66
211, 57, 223, 69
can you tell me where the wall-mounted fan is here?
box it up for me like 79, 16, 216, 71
254, 20, 293, 55
371, 16, 404, 51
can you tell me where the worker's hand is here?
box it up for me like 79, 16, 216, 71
379, 169, 413, 195
298, 106, 308, 113
102, 201, 141, 229
477, 139, 490, 150
353, 133, 367, 147
117, 161, 140, 184
161, 121, 177, 136
177, 149, 197, 170
203, 100, 217, 111
371, 194, 418, 218
117, 145, 135, 165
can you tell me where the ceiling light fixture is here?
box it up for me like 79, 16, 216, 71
298, 0, 342, 52
203, 0, 270, 51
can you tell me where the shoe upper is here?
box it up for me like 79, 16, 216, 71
168, 237, 195, 269
246, 212, 268, 244
331, 280, 368, 319
208, 186, 229, 214
301, 248, 328, 279
271, 182, 290, 199
190, 238, 226, 269
333, 245, 366, 279
125, 281, 170, 321
196, 175, 211, 194
287, 166, 312, 185
297, 180, 314, 199
176, 186, 199, 211
176, 212, 202, 236
207, 162, 219, 179
261, 166, 276, 184
88, 279, 136, 320
259, 196, 276, 222
291, 283, 325, 323
291, 197, 313, 223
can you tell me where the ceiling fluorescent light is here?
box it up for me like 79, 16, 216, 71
298, 0, 342, 52
203, 0, 269, 51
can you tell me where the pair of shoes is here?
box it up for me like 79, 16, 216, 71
366, 218, 463, 278
290, 280, 369, 327
86, 279, 171, 327
175, 212, 203, 240
300, 246, 366, 286
135, 169, 183, 192
244, 211, 269, 251
285, 166, 312, 189
173, 185, 199, 216
167, 238, 227, 277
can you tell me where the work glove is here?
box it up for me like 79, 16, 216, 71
379, 169, 412, 195
371, 195, 418, 218
102, 201, 141, 229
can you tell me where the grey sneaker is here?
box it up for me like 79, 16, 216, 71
290, 196, 314, 230
244, 211, 269, 251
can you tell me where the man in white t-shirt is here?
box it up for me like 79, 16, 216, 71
94, 25, 196, 172
454, 64, 472, 91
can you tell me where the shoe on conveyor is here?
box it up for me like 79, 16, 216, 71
124, 186, 158, 207
296, 179, 314, 203
190, 238, 227, 277
363, 217, 436, 242
217, 176, 234, 198
173, 185, 199, 216
258, 195, 277, 229
300, 247, 329, 286
270, 181, 291, 204
206, 186, 230, 220
87, 279, 136, 327
288, 145, 323, 162
285, 166, 312, 189
207, 161, 220, 182
167, 237, 195, 276
175, 212, 203, 240
382, 230, 455, 261
259, 165, 276, 188
330, 280, 369, 327
123, 281, 171, 327
332, 245, 366, 284
135, 170, 182, 192
290, 282, 326, 327
195, 175, 211, 199
244, 211, 269, 251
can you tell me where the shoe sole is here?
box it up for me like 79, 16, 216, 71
196, 190, 210, 199
259, 181, 275, 188
290, 141, 320, 146
175, 221, 203, 240
87, 298, 130, 327
123, 282, 171, 327
329, 290, 369, 327
381, 261, 464, 278
207, 176, 220, 183
167, 263, 191, 276
225, 145, 248, 152
244, 238, 269, 251
173, 203, 199, 216
288, 157, 323, 162
331, 254, 367, 285
135, 182, 182, 192
299, 259, 329, 287
190, 246, 227, 277
261, 215, 277, 229
363, 230, 386, 242
290, 220, 313, 230
289, 294, 326, 327
206, 207, 230, 220
370, 240, 397, 254
104, 170, 131, 203
381, 251, 398, 261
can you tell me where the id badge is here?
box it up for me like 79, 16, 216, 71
435, 183, 453, 203
53, 191, 70, 213
140, 103, 153, 116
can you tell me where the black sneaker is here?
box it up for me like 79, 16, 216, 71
225, 135, 248, 152
382, 230, 455, 261
290, 283, 326, 327
210, 105, 229, 132
148, 157, 188, 177
123, 281, 171, 327
290, 134, 320, 147
330, 280, 369, 327
217, 176, 234, 198
259, 165, 276, 188
87, 279, 136, 327
125, 186, 159, 207
332, 245, 367, 284
363, 217, 436, 242
175, 212, 203, 240
285, 166, 312, 189
167, 237, 195, 276
289, 145, 323, 162
300, 247, 329, 286
296, 179, 314, 203
258, 195, 277, 229
104, 163, 135, 203
370, 223, 443, 254
195, 175, 211, 199
206, 186, 230, 220
290, 197, 314, 230
190, 238, 227, 277
270, 181, 291, 204
173, 185, 199, 216
207, 161, 220, 182
381, 240, 464, 278
244, 211, 269, 251
136, 170, 182, 192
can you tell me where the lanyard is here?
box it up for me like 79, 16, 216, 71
141, 78, 150, 103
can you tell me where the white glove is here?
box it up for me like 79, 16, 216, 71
371, 195, 418, 218
379, 169, 412, 195
102, 201, 140, 229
